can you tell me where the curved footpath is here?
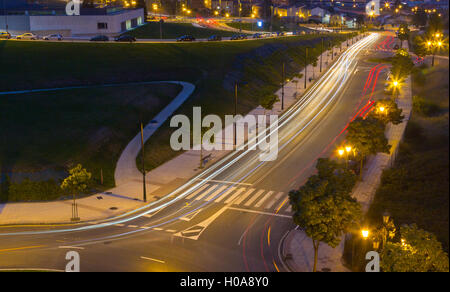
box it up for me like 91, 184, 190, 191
0, 81, 195, 225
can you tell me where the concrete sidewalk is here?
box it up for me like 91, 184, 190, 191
283, 38, 413, 272
0, 35, 356, 225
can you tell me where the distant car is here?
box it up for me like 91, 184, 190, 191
43, 34, 63, 41
0, 31, 11, 39
16, 33, 38, 40
90, 35, 109, 42
230, 34, 241, 40
115, 35, 136, 42
252, 33, 262, 39
208, 35, 222, 41
276, 31, 286, 37
239, 34, 248, 40
177, 35, 195, 42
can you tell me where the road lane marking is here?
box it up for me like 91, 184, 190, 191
195, 179, 252, 186
255, 191, 274, 208
185, 184, 210, 200
165, 229, 176, 233
127, 225, 138, 228
224, 188, 246, 204
140, 256, 165, 264
115, 224, 125, 227
204, 185, 228, 201
268, 226, 272, 247
153, 227, 163, 231
0, 245, 46, 253
244, 189, 266, 207
59, 246, 85, 250
194, 185, 218, 201
214, 186, 237, 203
227, 207, 291, 218
275, 197, 289, 214
234, 188, 255, 205
265, 192, 284, 209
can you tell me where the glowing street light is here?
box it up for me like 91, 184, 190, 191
345, 146, 352, 154
361, 229, 370, 239
338, 148, 345, 157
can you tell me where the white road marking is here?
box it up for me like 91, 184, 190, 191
223, 188, 246, 204
127, 225, 138, 228
244, 189, 266, 207
152, 227, 163, 231
227, 207, 292, 218
195, 179, 252, 186
140, 256, 165, 264
194, 185, 218, 200
58, 246, 85, 250
265, 192, 284, 210
115, 224, 125, 227
165, 229, 176, 233
185, 184, 210, 200
214, 186, 237, 203
255, 191, 274, 208
234, 188, 255, 205
204, 185, 228, 201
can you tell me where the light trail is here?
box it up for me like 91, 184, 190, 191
0, 34, 379, 237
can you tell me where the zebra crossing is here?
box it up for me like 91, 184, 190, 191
183, 183, 293, 215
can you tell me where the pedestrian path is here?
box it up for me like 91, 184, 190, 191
181, 183, 292, 215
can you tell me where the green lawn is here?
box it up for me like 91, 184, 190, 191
0, 32, 354, 200
0, 83, 181, 193
367, 63, 449, 251
127, 22, 240, 39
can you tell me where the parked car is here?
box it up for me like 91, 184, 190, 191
276, 31, 286, 37
0, 31, 11, 39
177, 35, 195, 42
239, 34, 248, 40
208, 35, 222, 41
90, 35, 109, 42
252, 33, 262, 39
115, 35, 136, 42
43, 34, 63, 41
16, 33, 38, 40
230, 34, 241, 40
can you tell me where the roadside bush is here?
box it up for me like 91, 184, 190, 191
8, 179, 64, 202
413, 95, 440, 116
0, 176, 11, 202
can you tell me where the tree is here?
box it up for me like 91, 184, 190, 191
61, 164, 92, 221
391, 48, 414, 80
381, 224, 449, 272
346, 117, 390, 177
289, 159, 361, 272
260, 93, 279, 114
369, 99, 404, 125
397, 23, 410, 48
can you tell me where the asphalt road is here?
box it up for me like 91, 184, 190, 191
0, 33, 383, 272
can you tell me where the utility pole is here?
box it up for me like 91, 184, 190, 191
140, 123, 147, 202
234, 83, 238, 148
281, 62, 285, 110
320, 37, 323, 72
239, 0, 242, 33
304, 47, 308, 89
2, 0, 8, 33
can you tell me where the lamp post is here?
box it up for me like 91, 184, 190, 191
2, 0, 8, 33
304, 47, 308, 89
281, 62, 285, 110
234, 83, 238, 148
320, 37, 323, 73
345, 145, 352, 168
140, 122, 147, 202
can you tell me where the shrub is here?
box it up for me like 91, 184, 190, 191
8, 179, 64, 202
413, 95, 440, 116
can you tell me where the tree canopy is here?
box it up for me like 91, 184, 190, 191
346, 117, 391, 160
369, 99, 404, 125
61, 164, 92, 195
381, 224, 449, 272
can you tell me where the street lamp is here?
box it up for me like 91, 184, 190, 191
361, 229, 369, 239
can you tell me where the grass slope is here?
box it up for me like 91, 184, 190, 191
367, 63, 449, 251
127, 22, 239, 39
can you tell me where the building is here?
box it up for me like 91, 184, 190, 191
0, 2, 144, 36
